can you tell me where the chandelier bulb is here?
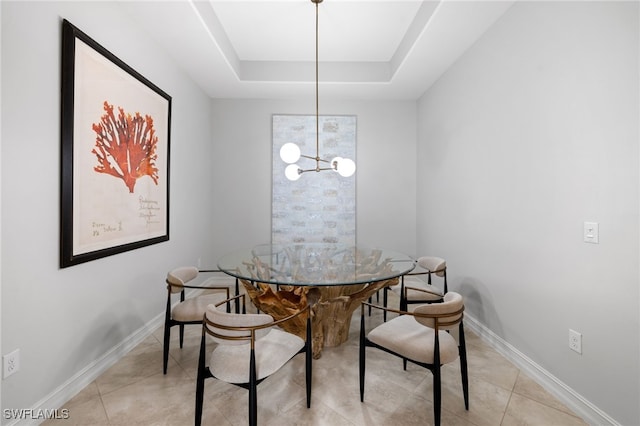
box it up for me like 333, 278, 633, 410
280, 143, 301, 164
285, 164, 302, 181
335, 157, 356, 177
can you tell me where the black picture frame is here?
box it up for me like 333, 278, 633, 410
60, 19, 171, 268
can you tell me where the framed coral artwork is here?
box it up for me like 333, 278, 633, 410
60, 20, 171, 268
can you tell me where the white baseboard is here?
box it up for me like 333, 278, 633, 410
464, 313, 619, 426
9, 313, 164, 426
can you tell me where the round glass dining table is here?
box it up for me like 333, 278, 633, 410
217, 243, 416, 358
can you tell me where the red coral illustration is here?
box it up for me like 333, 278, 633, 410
91, 101, 159, 193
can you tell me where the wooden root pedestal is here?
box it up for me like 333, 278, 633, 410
240, 277, 399, 359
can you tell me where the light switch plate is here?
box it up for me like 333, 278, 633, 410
584, 222, 599, 244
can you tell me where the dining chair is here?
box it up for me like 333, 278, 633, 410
163, 266, 238, 374
383, 256, 447, 320
360, 291, 469, 426
195, 294, 312, 426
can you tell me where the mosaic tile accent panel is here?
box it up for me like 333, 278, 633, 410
272, 114, 356, 245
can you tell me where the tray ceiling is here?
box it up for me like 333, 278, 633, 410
119, 0, 514, 100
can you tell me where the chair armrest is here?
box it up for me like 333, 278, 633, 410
361, 301, 463, 322
167, 283, 232, 296
209, 298, 310, 331
205, 302, 311, 345
404, 270, 430, 277
213, 293, 245, 310
361, 301, 405, 317
182, 283, 232, 290
252, 304, 312, 331
404, 285, 443, 297
178, 269, 235, 291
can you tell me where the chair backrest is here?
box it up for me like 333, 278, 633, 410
166, 266, 198, 293
413, 292, 463, 331
204, 304, 274, 345
416, 256, 446, 277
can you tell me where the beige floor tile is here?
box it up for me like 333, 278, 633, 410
279, 398, 355, 426
41, 395, 109, 426
66, 381, 102, 407
389, 392, 477, 426
100, 368, 195, 425
502, 393, 588, 426
512, 371, 579, 417
96, 335, 168, 395
465, 343, 520, 392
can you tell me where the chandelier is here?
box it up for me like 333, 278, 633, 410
279, 0, 356, 181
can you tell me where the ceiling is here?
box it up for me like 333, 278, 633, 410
119, 0, 515, 101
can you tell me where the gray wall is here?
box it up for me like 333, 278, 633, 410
416, 2, 639, 424
207, 99, 418, 264
1, 1, 216, 417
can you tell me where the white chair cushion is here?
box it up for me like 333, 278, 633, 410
172, 293, 229, 322
367, 315, 459, 365
209, 328, 305, 383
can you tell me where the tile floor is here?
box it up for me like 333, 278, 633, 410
44, 294, 588, 426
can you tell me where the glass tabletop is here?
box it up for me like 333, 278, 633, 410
217, 243, 416, 286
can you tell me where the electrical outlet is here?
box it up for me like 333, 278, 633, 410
569, 329, 582, 354
3, 349, 20, 378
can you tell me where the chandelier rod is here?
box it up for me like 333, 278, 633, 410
314, 0, 321, 170
279, 0, 355, 180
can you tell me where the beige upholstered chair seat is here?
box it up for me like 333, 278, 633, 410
172, 293, 229, 322
196, 295, 312, 426
367, 315, 459, 364
360, 292, 468, 426
163, 266, 236, 374
210, 329, 305, 383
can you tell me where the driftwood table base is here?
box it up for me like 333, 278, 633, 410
240, 277, 399, 358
